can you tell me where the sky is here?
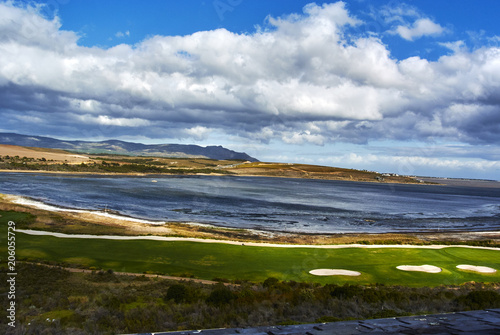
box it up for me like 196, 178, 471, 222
1, 0, 500, 180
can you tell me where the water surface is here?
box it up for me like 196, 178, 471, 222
1, 173, 499, 233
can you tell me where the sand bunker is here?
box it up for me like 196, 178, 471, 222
309, 269, 361, 276
456, 265, 497, 273
396, 265, 442, 273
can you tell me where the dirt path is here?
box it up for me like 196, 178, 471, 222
21, 262, 234, 286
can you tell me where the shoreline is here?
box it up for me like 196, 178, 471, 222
2, 168, 500, 188
9, 195, 166, 225
5, 192, 500, 234
2, 192, 500, 246
0, 168, 435, 186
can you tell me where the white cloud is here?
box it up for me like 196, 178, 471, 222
185, 126, 212, 140
394, 18, 445, 41
77, 114, 151, 127
0, 1, 499, 153
439, 40, 467, 53
380, 4, 446, 41
115, 30, 130, 38
282, 130, 325, 145
318, 152, 500, 178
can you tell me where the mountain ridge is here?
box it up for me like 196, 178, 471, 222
0, 133, 258, 161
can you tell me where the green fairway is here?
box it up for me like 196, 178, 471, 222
4, 232, 500, 286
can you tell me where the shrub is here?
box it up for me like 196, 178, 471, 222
263, 277, 280, 289
329, 284, 362, 299
457, 290, 500, 310
166, 284, 188, 303
206, 285, 235, 306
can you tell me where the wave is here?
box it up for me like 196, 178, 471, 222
11, 196, 166, 225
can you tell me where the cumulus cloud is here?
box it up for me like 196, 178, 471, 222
0, 0, 499, 153
440, 40, 467, 53
380, 4, 446, 41
393, 18, 445, 41
185, 126, 212, 141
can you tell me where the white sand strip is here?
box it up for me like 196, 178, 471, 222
309, 269, 361, 276
396, 265, 442, 273
456, 265, 497, 273
10, 196, 165, 225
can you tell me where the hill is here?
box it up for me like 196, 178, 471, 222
0, 133, 258, 161
0, 133, 426, 183
228, 162, 423, 183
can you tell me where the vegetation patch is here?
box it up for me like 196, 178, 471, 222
63, 257, 96, 267
1, 263, 499, 334
0, 210, 36, 227
0, 154, 235, 175
17, 248, 49, 259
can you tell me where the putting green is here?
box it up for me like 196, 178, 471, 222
3, 232, 500, 286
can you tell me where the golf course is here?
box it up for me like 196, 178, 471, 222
7, 229, 500, 287
1, 183, 500, 333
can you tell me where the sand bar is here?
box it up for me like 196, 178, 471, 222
396, 265, 442, 273
456, 265, 497, 273
309, 269, 361, 276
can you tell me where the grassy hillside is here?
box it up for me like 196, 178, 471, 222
228, 162, 423, 183
0, 144, 426, 183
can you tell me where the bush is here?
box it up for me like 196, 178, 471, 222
329, 284, 362, 299
263, 277, 280, 288
457, 290, 500, 310
206, 284, 235, 306
166, 284, 188, 303
87, 270, 119, 283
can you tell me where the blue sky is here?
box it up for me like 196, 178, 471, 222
52, 0, 500, 58
1, 0, 500, 179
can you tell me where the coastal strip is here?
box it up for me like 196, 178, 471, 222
10, 196, 166, 225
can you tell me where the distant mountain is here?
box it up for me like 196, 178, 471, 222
0, 133, 259, 162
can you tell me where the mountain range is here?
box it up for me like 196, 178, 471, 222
0, 133, 258, 162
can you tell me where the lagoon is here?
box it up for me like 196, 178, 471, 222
1, 173, 499, 233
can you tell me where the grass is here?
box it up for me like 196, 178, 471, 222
0, 210, 36, 225
4, 231, 500, 287
0, 209, 154, 236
